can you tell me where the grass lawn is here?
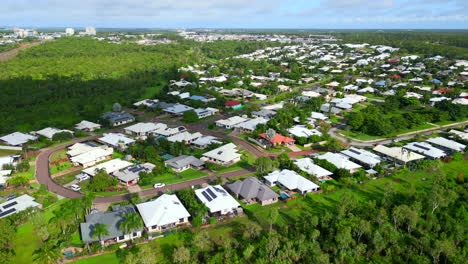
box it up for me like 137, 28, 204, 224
72, 159, 466, 264
92, 190, 130, 197
72, 253, 120, 264
140, 169, 209, 188
181, 114, 220, 124
340, 123, 438, 141
11, 165, 36, 180
50, 160, 74, 174
328, 115, 344, 124
214, 160, 251, 174
0, 149, 20, 157
50, 148, 68, 162
434, 117, 468, 126
54, 170, 81, 185
111, 152, 125, 159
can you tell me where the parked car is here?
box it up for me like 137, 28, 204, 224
71, 184, 81, 191
153, 183, 166, 188
75, 174, 90, 182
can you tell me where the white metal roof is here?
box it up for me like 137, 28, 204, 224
67, 143, 97, 157
403, 142, 447, 159
136, 194, 191, 228
124, 122, 165, 134
0, 194, 39, 218
166, 132, 202, 143
216, 116, 248, 127
75, 120, 101, 130
195, 185, 240, 213
426, 137, 466, 152
98, 133, 135, 147
318, 152, 362, 170
341, 147, 382, 167
82, 159, 133, 176
288, 125, 322, 138
70, 147, 113, 165
202, 143, 241, 163
234, 117, 268, 131
0, 132, 37, 146
264, 169, 319, 192
294, 158, 333, 178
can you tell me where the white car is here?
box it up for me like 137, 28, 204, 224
71, 184, 81, 191
153, 183, 166, 189
75, 174, 90, 182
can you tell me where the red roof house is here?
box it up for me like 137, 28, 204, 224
388, 59, 399, 63
390, 74, 402, 79
224, 100, 242, 109
259, 133, 295, 146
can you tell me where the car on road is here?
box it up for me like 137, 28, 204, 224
71, 184, 81, 191
154, 183, 166, 188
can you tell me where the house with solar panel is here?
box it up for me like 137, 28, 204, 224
101, 111, 135, 127
195, 185, 242, 216
112, 163, 156, 185
403, 142, 447, 160
340, 147, 382, 168
164, 155, 205, 173
136, 194, 191, 233
0, 194, 40, 218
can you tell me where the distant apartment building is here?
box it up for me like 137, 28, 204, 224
65, 28, 75, 36
85, 27, 96, 35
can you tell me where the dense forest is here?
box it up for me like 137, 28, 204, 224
335, 31, 468, 59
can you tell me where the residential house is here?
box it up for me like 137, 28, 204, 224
195, 185, 242, 215
164, 104, 194, 116
82, 159, 133, 177
216, 116, 248, 129
124, 123, 165, 137
258, 132, 295, 146
136, 194, 191, 233
263, 169, 320, 195
153, 126, 186, 138
33, 127, 73, 140
294, 158, 333, 180
80, 205, 143, 245
449, 130, 468, 141
191, 136, 222, 149
234, 117, 269, 133
288, 125, 322, 139
0, 194, 40, 218
373, 145, 425, 164
251, 109, 277, 119
98, 133, 135, 150
112, 163, 155, 185
70, 147, 114, 168
101, 111, 135, 127
225, 176, 279, 206
426, 137, 466, 153
0, 132, 37, 146
164, 155, 205, 173
201, 143, 241, 166
133, 99, 159, 108
340, 147, 382, 168
224, 100, 243, 110
67, 143, 99, 157
317, 152, 362, 173
194, 108, 219, 119
403, 142, 447, 160
166, 132, 202, 144
75, 120, 101, 132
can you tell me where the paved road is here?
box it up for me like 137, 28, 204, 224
35, 134, 256, 203
0, 41, 43, 61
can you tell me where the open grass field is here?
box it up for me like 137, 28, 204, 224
11, 165, 36, 180
71, 158, 467, 263
54, 170, 81, 185
0, 149, 20, 157
50, 148, 68, 162
50, 160, 74, 174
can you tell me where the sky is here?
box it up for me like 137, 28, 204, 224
1, 0, 467, 29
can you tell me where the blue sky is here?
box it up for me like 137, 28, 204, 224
1, 0, 467, 29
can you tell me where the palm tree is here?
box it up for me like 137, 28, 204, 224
92, 224, 110, 249
119, 213, 143, 241
33, 240, 61, 264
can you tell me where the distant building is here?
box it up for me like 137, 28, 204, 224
101, 111, 135, 127
65, 28, 75, 36
85, 27, 96, 35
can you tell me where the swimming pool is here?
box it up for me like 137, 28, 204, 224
280, 193, 290, 199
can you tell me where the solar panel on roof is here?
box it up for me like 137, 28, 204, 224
213, 186, 226, 195
348, 149, 361, 155
2, 201, 17, 209
201, 191, 212, 202
414, 144, 430, 151
0, 208, 16, 217
206, 188, 217, 199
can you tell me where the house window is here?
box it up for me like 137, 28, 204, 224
133, 232, 138, 237
179, 218, 184, 223
118, 235, 125, 240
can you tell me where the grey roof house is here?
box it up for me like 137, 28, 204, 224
226, 176, 279, 206
101, 111, 135, 127
112, 163, 156, 185
164, 155, 205, 173
80, 205, 143, 244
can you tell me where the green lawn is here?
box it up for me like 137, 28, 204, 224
340, 123, 439, 141
50, 160, 74, 174
50, 148, 68, 162
214, 160, 251, 173
181, 114, 220, 124
54, 170, 81, 185
111, 152, 125, 159
434, 117, 468, 126
0, 149, 20, 157
140, 169, 209, 188
71, 252, 120, 264
11, 165, 36, 180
